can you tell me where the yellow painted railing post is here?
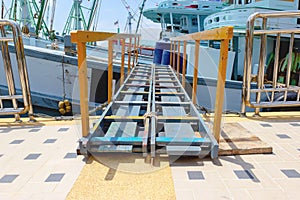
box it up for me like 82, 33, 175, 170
136, 36, 140, 63
192, 40, 200, 105
182, 41, 187, 88
133, 37, 137, 67
170, 42, 173, 67
177, 41, 180, 78
120, 38, 125, 85
108, 40, 113, 103
173, 42, 176, 70
77, 42, 89, 137
127, 37, 132, 73
213, 39, 229, 143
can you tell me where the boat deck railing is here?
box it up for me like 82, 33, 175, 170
241, 11, 300, 116
0, 19, 34, 122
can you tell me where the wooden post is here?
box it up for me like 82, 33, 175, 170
182, 41, 187, 88
77, 42, 89, 137
192, 40, 200, 105
173, 42, 176, 70
213, 39, 229, 143
133, 37, 137, 68
170, 42, 173, 67
127, 37, 132, 73
177, 41, 180, 78
136, 36, 140, 64
120, 38, 125, 85
108, 40, 113, 103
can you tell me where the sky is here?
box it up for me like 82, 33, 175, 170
3, 0, 161, 40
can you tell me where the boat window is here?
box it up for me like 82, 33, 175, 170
180, 16, 188, 26
202, 6, 209, 8
214, 17, 220, 22
192, 18, 198, 26
208, 19, 212, 24
172, 2, 179, 6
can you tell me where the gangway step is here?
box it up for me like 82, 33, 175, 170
0, 37, 13, 42
0, 108, 25, 115
0, 95, 23, 100
166, 146, 201, 156
91, 145, 133, 153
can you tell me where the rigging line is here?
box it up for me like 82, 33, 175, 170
92, 0, 102, 31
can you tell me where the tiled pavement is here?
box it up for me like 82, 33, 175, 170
0, 124, 85, 199
0, 119, 300, 199
171, 121, 300, 200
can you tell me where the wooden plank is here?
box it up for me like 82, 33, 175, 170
218, 122, 272, 155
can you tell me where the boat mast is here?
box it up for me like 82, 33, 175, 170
63, 0, 99, 36
87, 0, 100, 31
9, 0, 50, 39
135, 0, 146, 34
35, 0, 48, 38
49, 0, 56, 34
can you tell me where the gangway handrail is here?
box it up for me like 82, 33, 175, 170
0, 19, 34, 121
70, 30, 140, 137
241, 11, 300, 116
169, 26, 234, 142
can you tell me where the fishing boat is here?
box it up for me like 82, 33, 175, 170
0, 0, 150, 114
143, 0, 300, 113
143, 0, 229, 39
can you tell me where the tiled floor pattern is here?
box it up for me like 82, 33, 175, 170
0, 124, 85, 199
171, 121, 300, 200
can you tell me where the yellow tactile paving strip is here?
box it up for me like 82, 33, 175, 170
67, 159, 176, 200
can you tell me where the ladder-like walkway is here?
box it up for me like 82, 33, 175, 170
84, 63, 218, 159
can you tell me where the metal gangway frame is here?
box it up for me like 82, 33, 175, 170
72, 26, 233, 160
0, 19, 34, 121
241, 11, 300, 116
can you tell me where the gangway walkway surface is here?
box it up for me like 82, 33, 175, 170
79, 63, 218, 159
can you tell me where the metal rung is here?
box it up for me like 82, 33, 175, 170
0, 37, 13, 42
129, 78, 149, 81
114, 101, 148, 105
155, 102, 190, 106
125, 84, 150, 87
156, 80, 177, 83
130, 74, 149, 77
155, 92, 185, 96
0, 95, 23, 100
104, 115, 199, 122
0, 108, 24, 115
120, 91, 149, 95
155, 76, 175, 79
